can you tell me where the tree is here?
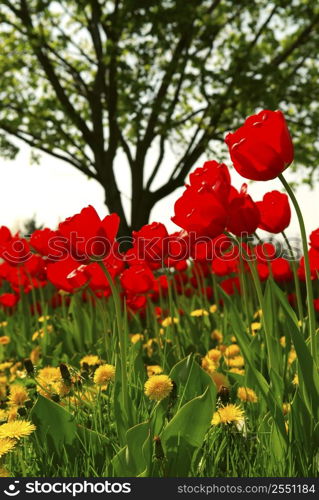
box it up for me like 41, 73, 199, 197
0, 0, 318, 237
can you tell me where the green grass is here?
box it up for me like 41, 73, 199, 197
0, 270, 318, 478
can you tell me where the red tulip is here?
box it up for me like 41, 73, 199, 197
254, 243, 277, 262
30, 228, 68, 261
47, 256, 87, 292
314, 299, 319, 312
125, 294, 147, 313
58, 205, 119, 262
132, 222, 168, 266
256, 191, 291, 233
227, 184, 260, 236
256, 263, 270, 281
165, 231, 190, 267
271, 258, 293, 282
188, 160, 231, 202
172, 185, 227, 238
212, 255, 239, 277
0, 226, 12, 250
309, 228, 319, 251
1, 237, 31, 266
298, 248, 319, 280
190, 234, 231, 262
0, 293, 19, 308
220, 277, 241, 295
120, 264, 155, 294
225, 110, 294, 181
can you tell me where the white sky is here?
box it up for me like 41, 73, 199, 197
0, 140, 317, 242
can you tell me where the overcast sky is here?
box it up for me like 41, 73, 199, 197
0, 140, 317, 243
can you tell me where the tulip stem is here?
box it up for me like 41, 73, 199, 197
279, 173, 317, 359
281, 230, 304, 324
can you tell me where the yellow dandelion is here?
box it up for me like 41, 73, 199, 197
250, 322, 261, 333
211, 404, 245, 426
230, 335, 237, 343
10, 362, 22, 376
211, 330, 223, 343
37, 367, 61, 398
0, 383, 7, 400
0, 336, 10, 345
80, 355, 101, 367
8, 385, 29, 407
146, 365, 163, 377
0, 321, 8, 328
292, 373, 299, 385
144, 374, 173, 401
7, 408, 18, 422
224, 344, 240, 358
161, 316, 179, 327
206, 349, 222, 363
218, 344, 227, 353
211, 372, 229, 392
253, 309, 262, 319
237, 386, 258, 403
12, 370, 26, 381
209, 304, 218, 314
280, 336, 286, 347
32, 329, 42, 341
38, 315, 51, 323
229, 368, 245, 375
130, 333, 144, 344
283, 402, 291, 415
0, 362, 13, 371
0, 420, 36, 439
144, 338, 157, 357
52, 381, 71, 397
288, 349, 297, 365
190, 309, 209, 317
226, 356, 245, 368
30, 346, 41, 365
201, 356, 217, 375
93, 364, 116, 386
38, 366, 60, 382
0, 438, 16, 457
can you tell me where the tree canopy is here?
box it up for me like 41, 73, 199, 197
0, 0, 318, 235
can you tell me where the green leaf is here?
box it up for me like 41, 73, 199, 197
160, 388, 214, 477
169, 354, 217, 410
31, 395, 112, 471
110, 421, 150, 476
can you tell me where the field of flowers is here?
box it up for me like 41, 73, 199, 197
0, 110, 318, 478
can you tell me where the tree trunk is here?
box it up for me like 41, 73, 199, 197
130, 191, 155, 233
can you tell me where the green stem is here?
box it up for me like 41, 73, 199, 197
99, 261, 130, 426
282, 230, 304, 323
279, 173, 316, 359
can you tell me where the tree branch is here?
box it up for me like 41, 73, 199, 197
14, 0, 94, 146
1, 124, 96, 176
270, 14, 319, 67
